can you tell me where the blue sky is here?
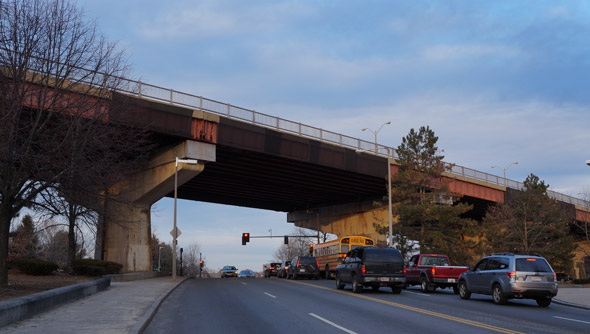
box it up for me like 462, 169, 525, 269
79, 0, 590, 271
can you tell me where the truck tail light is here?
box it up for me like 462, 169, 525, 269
431, 267, 436, 275
361, 265, 366, 275
403, 268, 407, 274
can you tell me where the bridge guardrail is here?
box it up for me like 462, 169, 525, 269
8, 54, 583, 208
114, 79, 588, 208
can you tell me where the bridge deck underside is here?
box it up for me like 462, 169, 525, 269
170, 145, 388, 212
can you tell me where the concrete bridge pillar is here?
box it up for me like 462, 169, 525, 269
96, 140, 215, 272
287, 198, 393, 246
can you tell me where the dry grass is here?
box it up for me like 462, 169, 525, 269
0, 269, 95, 302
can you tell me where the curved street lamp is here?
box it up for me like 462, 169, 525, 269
362, 121, 391, 154
173, 157, 198, 280
491, 162, 518, 186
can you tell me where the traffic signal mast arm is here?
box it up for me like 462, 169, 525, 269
241, 233, 311, 245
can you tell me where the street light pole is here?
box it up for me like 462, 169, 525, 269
362, 121, 391, 153
173, 157, 198, 280
491, 162, 518, 186
387, 148, 393, 248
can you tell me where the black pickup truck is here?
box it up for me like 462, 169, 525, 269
335, 247, 406, 293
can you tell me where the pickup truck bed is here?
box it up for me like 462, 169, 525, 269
405, 254, 469, 293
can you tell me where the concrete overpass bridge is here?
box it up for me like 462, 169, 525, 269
92, 77, 590, 279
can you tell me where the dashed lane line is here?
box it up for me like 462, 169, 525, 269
309, 313, 358, 334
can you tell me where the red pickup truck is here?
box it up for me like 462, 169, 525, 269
405, 254, 469, 294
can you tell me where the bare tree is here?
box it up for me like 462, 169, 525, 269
181, 242, 202, 277
0, 0, 149, 285
273, 227, 317, 262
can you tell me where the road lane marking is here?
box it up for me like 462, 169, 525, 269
554, 316, 590, 324
288, 281, 524, 334
264, 292, 277, 299
309, 313, 358, 334
403, 290, 431, 297
240, 282, 247, 285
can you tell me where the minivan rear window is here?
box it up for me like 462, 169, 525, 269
515, 258, 552, 272
365, 249, 402, 263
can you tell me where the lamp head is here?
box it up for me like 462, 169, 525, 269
586, 160, 590, 166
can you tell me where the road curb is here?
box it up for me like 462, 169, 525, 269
0, 277, 111, 328
129, 276, 190, 334
553, 298, 590, 310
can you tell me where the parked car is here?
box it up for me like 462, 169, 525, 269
335, 247, 406, 293
277, 260, 290, 278
405, 254, 469, 293
238, 269, 256, 278
288, 256, 320, 280
264, 262, 282, 277
221, 265, 239, 278
458, 253, 558, 307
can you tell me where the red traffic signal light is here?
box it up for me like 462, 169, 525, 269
309, 243, 314, 255
242, 233, 250, 245
199, 260, 204, 268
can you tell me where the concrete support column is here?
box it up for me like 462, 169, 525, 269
287, 198, 393, 246
97, 140, 215, 272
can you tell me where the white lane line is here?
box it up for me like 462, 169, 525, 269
309, 313, 358, 334
240, 282, 247, 285
403, 290, 430, 297
554, 316, 590, 324
264, 292, 277, 298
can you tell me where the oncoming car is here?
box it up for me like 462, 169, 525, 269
238, 270, 256, 278
221, 266, 239, 278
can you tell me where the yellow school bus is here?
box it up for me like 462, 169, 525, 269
313, 236, 374, 279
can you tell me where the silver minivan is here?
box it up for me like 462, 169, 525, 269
458, 253, 558, 307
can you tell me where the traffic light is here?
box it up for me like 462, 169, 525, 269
309, 243, 314, 256
242, 233, 250, 245
200, 260, 204, 268
284, 235, 289, 244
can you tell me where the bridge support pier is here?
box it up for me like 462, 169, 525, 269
288, 198, 393, 246
95, 140, 215, 272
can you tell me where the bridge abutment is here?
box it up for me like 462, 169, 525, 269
96, 140, 215, 272
288, 198, 393, 246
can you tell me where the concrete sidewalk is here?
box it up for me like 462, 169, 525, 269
553, 286, 590, 310
0, 276, 186, 334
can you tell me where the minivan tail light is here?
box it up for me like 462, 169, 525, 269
361, 265, 366, 275
297, 258, 300, 267
553, 272, 556, 282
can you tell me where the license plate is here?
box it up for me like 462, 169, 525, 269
448, 278, 456, 283
531, 276, 541, 282
380, 277, 389, 282
300, 269, 306, 272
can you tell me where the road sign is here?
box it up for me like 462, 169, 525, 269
170, 227, 182, 238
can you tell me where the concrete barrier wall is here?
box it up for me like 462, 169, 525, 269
0, 277, 111, 328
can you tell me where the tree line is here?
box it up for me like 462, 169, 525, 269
375, 126, 578, 272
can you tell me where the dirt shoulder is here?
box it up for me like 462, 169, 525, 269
0, 269, 96, 302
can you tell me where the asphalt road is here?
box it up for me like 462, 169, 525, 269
144, 278, 590, 334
